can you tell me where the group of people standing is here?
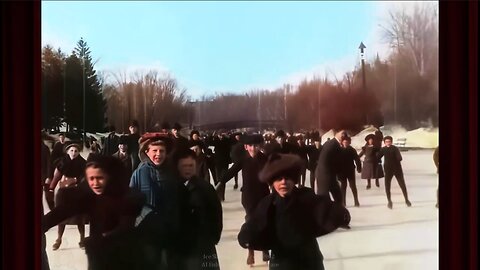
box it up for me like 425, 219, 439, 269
41, 121, 416, 270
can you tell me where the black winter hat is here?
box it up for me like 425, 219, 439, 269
240, 134, 264, 145
275, 130, 286, 138
173, 122, 182, 130
259, 153, 304, 185
118, 135, 129, 145
364, 134, 375, 142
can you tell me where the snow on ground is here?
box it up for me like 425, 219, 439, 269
43, 149, 438, 270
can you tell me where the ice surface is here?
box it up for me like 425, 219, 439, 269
43, 149, 438, 270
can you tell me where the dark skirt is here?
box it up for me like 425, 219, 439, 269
361, 161, 384, 179
54, 187, 87, 225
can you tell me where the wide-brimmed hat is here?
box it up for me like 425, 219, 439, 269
364, 134, 375, 142
259, 153, 304, 185
240, 134, 264, 145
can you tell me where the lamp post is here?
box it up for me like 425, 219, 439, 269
82, 55, 86, 144
359, 41, 368, 125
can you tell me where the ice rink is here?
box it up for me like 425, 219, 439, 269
44, 149, 438, 270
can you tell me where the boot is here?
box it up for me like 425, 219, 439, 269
387, 201, 393, 209
247, 249, 255, 266
354, 200, 360, 207
52, 239, 62, 250
262, 251, 270, 262
375, 179, 380, 187
406, 200, 412, 207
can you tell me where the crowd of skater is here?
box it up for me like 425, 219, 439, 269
41, 120, 430, 270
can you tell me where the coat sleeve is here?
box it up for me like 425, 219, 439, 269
353, 148, 362, 171
312, 195, 351, 237
395, 147, 403, 162
219, 161, 243, 184
237, 197, 273, 251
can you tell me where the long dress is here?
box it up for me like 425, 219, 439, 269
359, 145, 384, 179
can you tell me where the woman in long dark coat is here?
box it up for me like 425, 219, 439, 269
358, 134, 384, 189
47, 142, 87, 250
43, 155, 145, 270
238, 153, 351, 270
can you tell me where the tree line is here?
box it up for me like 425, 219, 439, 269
42, 3, 437, 134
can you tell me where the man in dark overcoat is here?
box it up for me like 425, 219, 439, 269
127, 120, 141, 171
306, 135, 322, 190
171, 122, 190, 155
315, 129, 345, 206
215, 134, 271, 265
102, 126, 119, 156
229, 132, 246, 190
207, 131, 232, 201
263, 130, 297, 157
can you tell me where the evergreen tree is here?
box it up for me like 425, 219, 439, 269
64, 38, 107, 133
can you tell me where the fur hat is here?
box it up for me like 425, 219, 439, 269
241, 134, 264, 145
259, 153, 304, 185
190, 130, 200, 137
364, 134, 375, 142
138, 133, 172, 154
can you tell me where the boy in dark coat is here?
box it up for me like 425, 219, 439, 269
238, 153, 351, 270
216, 134, 271, 265
172, 149, 223, 270
377, 136, 412, 209
207, 131, 232, 201
112, 136, 133, 180
338, 137, 362, 207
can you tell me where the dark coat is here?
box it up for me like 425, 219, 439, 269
377, 145, 403, 175
238, 187, 350, 270
102, 133, 119, 156
127, 133, 141, 170
208, 137, 232, 166
51, 141, 66, 167
263, 141, 297, 157
43, 181, 145, 270
306, 145, 322, 172
171, 135, 190, 155
181, 176, 222, 270
41, 142, 51, 183
112, 151, 133, 180
220, 152, 270, 215
293, 143, 309, 169
230, 141, 247, 163
195, 153, 211, 183
315, 138, 342, 195
338, 146, 361, 179
359, 145, 384, 179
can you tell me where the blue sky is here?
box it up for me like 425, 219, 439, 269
42, 1, 399, 99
